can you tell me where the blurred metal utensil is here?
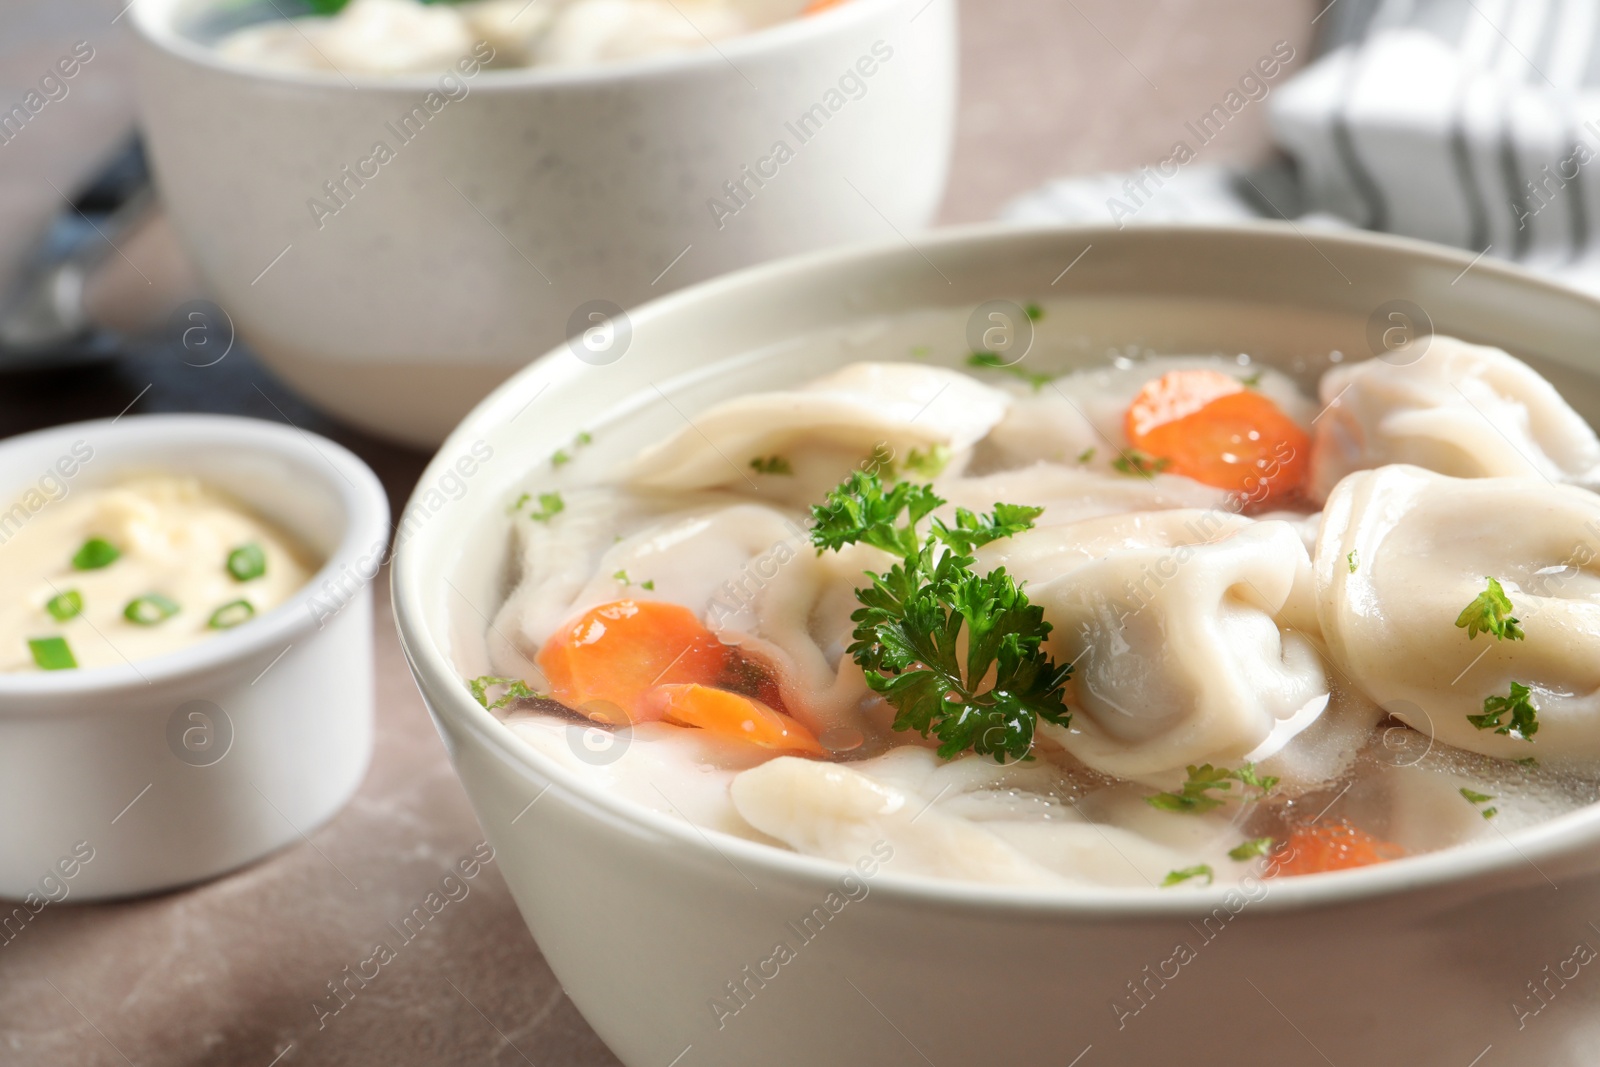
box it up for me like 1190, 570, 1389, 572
0, 139, 167, 370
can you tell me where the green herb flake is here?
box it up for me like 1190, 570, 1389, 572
227, 542, 267, 582
28, 636, 76, 671
807, 471, 1070, 763
1467, 681, 1539, 741
208, 599, 255, 630
1240, 371, 1263, 387
46, 590, 83, 622
1347, 550, 1358, 574
1455, 577, 1524, 642
575, 431, 593, 446
1147, 763, 1279, 814
1162, 865, 1215, 887
613, 570, 632, 586
1515, 756, 1540, 770
1459, 787, 1494, 805
1024, 302, 1044, 321
550, 449, 572, 469
1111, 451, 1172, 479
529, 492, 565, 523
467, 675, 541, 711
910, 345, 931, 359
750, 455, 794, 476
508, 492, 531, 515
1228, 837, 1275, 861
641, 580, 656, 591
71, 537, 120, 571
1076, 447, 1096, 464
965, 351, 1052, 391
1482, 806, 1499, 820
902, 444, 952, 480
124, 594, 180, 626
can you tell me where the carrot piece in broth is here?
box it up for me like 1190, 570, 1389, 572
650, 683, 825, 754
537, 600, 729, 725
1124, 369, 1310, 505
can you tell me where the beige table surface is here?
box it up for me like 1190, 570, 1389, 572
0, 2, 1312, 1064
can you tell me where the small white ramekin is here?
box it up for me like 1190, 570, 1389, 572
0, 414, 388, 902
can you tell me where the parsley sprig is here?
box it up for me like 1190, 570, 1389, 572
1467, 681, 1539, 741
1146, 763, 1280, 814
468, 675, 541, 711
1455, 577, 1524, 642
809, 471, 1072, 763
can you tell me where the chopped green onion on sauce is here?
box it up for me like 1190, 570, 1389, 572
46, 590, 83, 621
72, 537, 120, 570
124, 594, 180, 626
227, 542, 267, 582
208, 599, 255, 629
28, 636, 76, 670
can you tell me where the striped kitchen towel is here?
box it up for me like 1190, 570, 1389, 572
1003, 0, 1600, 295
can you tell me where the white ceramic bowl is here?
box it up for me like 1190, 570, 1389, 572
394, 224, 1600, 1066
0, 414, 388, 902
128, 0, 956, 447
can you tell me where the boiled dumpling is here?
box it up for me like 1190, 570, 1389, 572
729, 747, 1247, 888
1314, 464, 1600, 760
933, 460, 1230, 530
626, 362, 1009, 504
984, 511, 1330, 784
496, 499, 886, 732
1310, 336, 1600, 499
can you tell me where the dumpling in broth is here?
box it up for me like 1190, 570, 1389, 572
1314, 464, 1600, 760
626, 362, 1009, 504
981, 511, 1331, 785
1310, 336, 1600, 500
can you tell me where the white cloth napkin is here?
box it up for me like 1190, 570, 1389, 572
1004, 0, 1600, 296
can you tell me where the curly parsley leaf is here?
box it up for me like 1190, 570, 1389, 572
1147, 763, 1279, 814
809, 472, 1072, 762
468, 675, 541, 711
1455, 577, 1524, 642
1228, 837, 1275, 861
1467, 681, 1539, 741
965, 351, 1052, 391
749, 455, 793, 476
902, 444, 952, 479
1162, 864, 1215, 887
1112, 450, 1172, 478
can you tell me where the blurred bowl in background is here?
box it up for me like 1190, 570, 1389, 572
128, 0, 956, 447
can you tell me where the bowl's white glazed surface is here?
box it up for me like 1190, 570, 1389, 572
129, 0, 956, 446
394, 224, 1600, 1066
0, 415, 388, 901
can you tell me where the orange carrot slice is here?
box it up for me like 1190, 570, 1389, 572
650, 683, 824, 754
537, 600, 729, 725
1124, 369, 1310, 505
1268, 820, 1406, 877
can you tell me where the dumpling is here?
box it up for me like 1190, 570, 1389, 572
1309, 336, 1600, 499
494, 498, 888, 732
982, 356, 1316, 473
933, 460, 1230, 530
982, 511, 1330, 785
626, 362, 1009, 504
729, 747, 1249, 888
1314, 464, 1600, 760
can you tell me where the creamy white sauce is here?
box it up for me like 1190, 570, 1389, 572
0, 477, 315, 672
476, 340, 1600, 889
214, 0, 818, 75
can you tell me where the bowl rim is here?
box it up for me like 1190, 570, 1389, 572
127, 0, 933, 92
393, 219, 1600, 918
0, 412, 390, 704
